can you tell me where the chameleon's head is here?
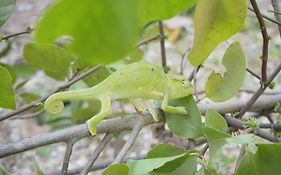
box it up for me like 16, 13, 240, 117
168, 74, 193, 99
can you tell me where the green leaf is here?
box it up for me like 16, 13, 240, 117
31, 157, 45, 175
0, 63, 16, 84
147, 144, 185, 159
205, 42, 246, 102
139, 0, 196, 26
23, 43, 72, 80
72, 100, 101, 123
188, 0, 247, 66
203, 127, 229, 159
35, 0, 138, 66
150, 155, 197, 175
127, 153, 186, 175
204, 127, 255, 162
102, 164, 129, 175
146, 144, 199, 175
0, 65, 15, 109
83, 67, 111, 87
166, 95, 203, 139
0, 164, 10, 175
254, 144, 281, 175
14, 64, 38, 79
126, 48, 144, 64
0, 0, 15, 27
235, 151, 258, 175
20, 92, 41, 103
205, 109, 227, 132
236, 144, 281, 175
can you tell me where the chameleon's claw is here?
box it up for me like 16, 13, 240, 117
176, 106, 188, 115
87, 119, 97, 136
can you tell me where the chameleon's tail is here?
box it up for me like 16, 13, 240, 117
44, 87, 97, 115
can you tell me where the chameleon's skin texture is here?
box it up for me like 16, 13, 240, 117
44, 62, 193, 135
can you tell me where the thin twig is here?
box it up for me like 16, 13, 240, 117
62, 139, 78, 175
80, 133, 114, 175
136, 34, 160, 47
248, 7, 281, 27
10, 110, 44, 120
180, 48, 191, 75
239, 62, 281, 118
158, 21, 167, 71
268, 10, 281, 16
188, 66, 201, 81
48, 156, 146, 175
200, 144, 209, 157
1, 29, 32, 41
246, 68, 260, 80
0, 65, 102, 121
250, 0, 270, 84
113, 123, 143, 163
193, 67, 199, 102
271, 0, 281, 38
234, 145, 245, 172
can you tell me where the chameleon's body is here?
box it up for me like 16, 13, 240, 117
44, 62, 193, 135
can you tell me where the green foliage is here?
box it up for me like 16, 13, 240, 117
203, 127, 255, 165
0, 63, 16, 83
102, 164, 129, 175
35, 0, 139, 66
205, 42, 246, 102
235, 144, 281, 175
0, 65, 15, 109
31, 157, 45, 175
20, 92, 41, 104
23, 43, 72, 80
146, 144, 185, 158
35, 0, 196, 66
188, 0, 247, 66
0, 164, 10, 175
83, 67, 111, 87
138, 0, 196, 26
102, 144, 199, 175
205, 109, 227, 132
243, 118, 258, 129
0, 0, 15, 27
166, 95, 203, 139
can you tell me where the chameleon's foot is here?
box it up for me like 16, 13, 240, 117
86, 119, 97, 136
175, 106, 188, 115
163, 105, 188, 114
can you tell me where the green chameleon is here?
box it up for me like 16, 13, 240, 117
44, 61, 193, 135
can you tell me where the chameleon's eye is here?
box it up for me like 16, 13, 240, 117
181, 80, 189, 88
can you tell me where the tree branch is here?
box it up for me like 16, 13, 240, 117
62, 139, 78, 175
271, 0, 281, 38
2, 94, 281, 158
113, 123, 143, 163
136, 34, 160, 47
246, 68, 260, 80
1, 27, 33, 41
239, 62, 281, 118
250, 0, 270, 84
248, 7, 281, 26
80, 133, 113, 175
0, 65, 102, 121
158, 21, 167, 71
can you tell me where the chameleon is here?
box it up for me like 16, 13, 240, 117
44, 61, 193, 135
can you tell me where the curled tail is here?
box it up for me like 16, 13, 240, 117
44, 94, 65, 115
44, 87, 98, 115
